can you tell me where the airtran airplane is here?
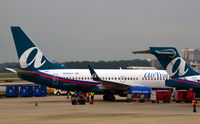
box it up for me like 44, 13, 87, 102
8, 26, 170, 101
133, 47, 200, 92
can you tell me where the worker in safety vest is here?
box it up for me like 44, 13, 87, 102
71, 91, 75, 96
192, 99, 197, 112
86, 93, 89, 102
90, 91, 95, 104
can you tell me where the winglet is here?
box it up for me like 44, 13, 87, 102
88, 65, 101, 81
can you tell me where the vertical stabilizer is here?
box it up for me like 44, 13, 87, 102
149, 47, 199, 78
11, 26, 69, 70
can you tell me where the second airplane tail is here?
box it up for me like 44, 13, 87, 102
11, 26, 69, 70
133, 47, 200, 78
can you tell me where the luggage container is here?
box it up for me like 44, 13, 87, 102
156, 90, 171, 103
186, 91, 194, 102
41, 86, 47, 96
6, 86, 19, 97
34, 86, 47, 97
175, 90, 194, 103
20, 86, 34, 97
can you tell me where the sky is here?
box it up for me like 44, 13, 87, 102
0, 0, 200, 63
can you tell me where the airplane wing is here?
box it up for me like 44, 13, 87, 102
88, 65, 130, 91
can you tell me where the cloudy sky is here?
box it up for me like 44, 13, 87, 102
0, 0, 200, 63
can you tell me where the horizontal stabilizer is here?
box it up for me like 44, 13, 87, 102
132, 50, 150, 54
5, 68, 17, 73
6, 68, 38, 77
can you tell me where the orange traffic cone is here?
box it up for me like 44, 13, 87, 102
35, 100, 38, 106
90, 99, 93, 104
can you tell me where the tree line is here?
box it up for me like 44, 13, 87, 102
0, 59, 151, 72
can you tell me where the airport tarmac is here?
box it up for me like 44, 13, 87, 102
0, 95, 200, 124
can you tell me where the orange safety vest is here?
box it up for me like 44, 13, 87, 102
192, 100, 196, 105
136, 97, 138, 103
86, 93, 89, 97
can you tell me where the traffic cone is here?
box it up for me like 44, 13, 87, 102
90, 99, 93, 104
35, 100, 38, 106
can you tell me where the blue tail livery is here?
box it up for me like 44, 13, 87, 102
11, 26, 68, 70
133, 47, 200, 78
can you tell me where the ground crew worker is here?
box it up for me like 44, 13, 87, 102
136, 97, 138, 103
86, 93, 89, 102
90, 91, 95, 104
71, 91, 75, 96
192, 99, 197, 112
71, 91, 78, 105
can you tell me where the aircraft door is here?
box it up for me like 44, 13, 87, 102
52, 73, 58, 85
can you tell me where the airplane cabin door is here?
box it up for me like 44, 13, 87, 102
52, 73, 58, 85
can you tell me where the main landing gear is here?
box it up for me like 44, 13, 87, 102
103, 94, 115, 101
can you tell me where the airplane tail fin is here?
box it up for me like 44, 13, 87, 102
133, 47, 199, 78
11, 26, 69, 70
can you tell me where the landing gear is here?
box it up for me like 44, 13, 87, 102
103, 94, 115, 101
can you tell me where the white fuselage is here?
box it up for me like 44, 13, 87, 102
39, 69, 170, 89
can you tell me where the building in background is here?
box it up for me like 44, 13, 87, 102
182, 48, 200, 72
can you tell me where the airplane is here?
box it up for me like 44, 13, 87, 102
8, 26, 171, 101
133, 47, 200, 92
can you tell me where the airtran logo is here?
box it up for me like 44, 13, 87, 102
19, 47, 46, 68
144, 72, 169, 79
166, 57, 188, 77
